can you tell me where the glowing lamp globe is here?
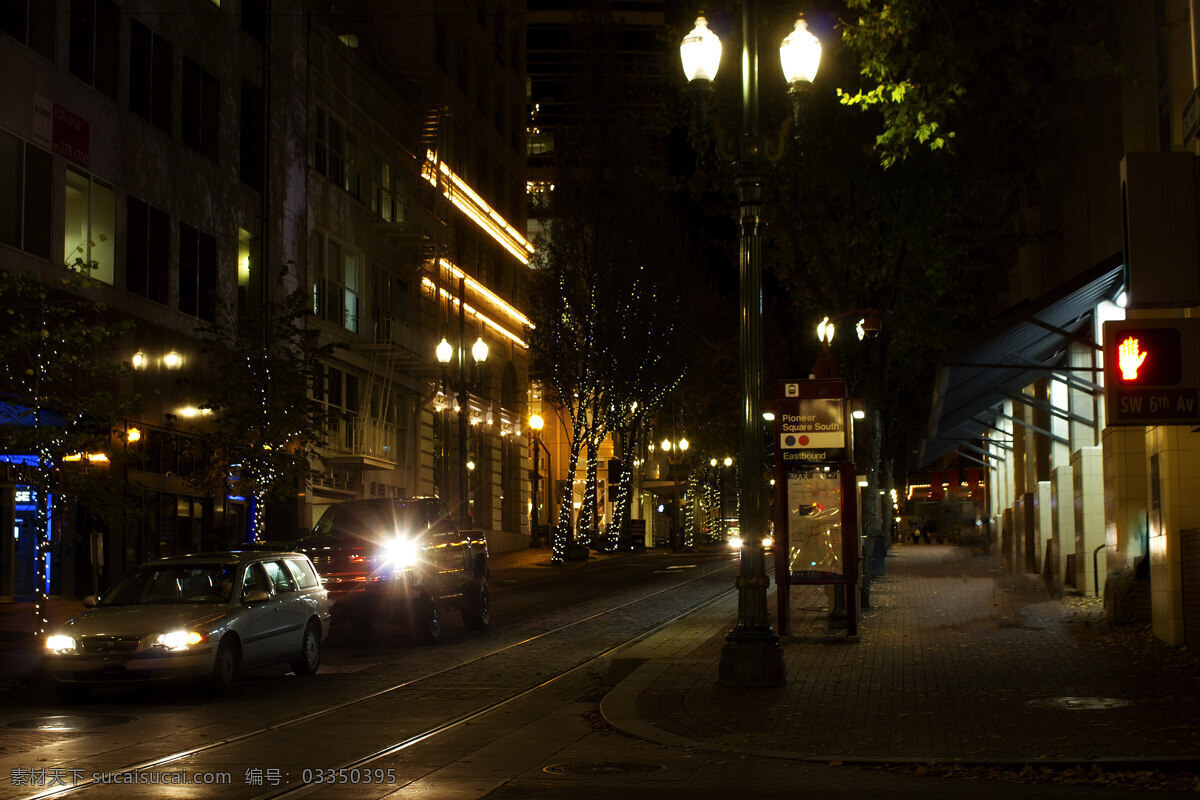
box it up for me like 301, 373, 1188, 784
680, 16, 722, 83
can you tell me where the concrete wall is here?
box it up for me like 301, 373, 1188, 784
1145, 425, 1200, 644
1102, 426, 1149, 575
1072, 446, 1106, 596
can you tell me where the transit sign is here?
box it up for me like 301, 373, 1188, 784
776, 381, 847, 464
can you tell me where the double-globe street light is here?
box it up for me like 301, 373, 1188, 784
813, 309, 881, 379
436, 303, 488, 526
660, 436, 689, 551
680, 4, 821, 686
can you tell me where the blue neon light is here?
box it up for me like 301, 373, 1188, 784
0, 454, 41, 467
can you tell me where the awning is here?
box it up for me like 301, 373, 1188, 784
919, 254, 1124, 467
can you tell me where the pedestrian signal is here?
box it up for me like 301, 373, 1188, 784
1103, 319, 1200, 426
1111, 327, 1181, 385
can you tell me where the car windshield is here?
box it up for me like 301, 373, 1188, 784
97, 564, 239, 606
313, 501, 421, 539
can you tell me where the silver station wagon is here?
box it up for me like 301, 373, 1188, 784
42, 551, 331, 702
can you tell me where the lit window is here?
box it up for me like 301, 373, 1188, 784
313, 230, 359, 333
64, 168, 115, 284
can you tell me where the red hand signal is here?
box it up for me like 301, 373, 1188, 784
1118, 336, 1148, 381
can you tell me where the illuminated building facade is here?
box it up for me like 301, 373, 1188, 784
0, 0, 533, 598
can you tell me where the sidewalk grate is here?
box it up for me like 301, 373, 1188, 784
543, 761, 665, 775
1026, 696, 1133, 710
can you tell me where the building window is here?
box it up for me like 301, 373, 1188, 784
239, 81, 264, 190
0, 0, 56, 60
314, 106, 359, 199
182, 58, 219, 161
435, 15, 448, 71
313, 231, 359, 333
63, 168, 114, 283
242, 0, 266, 44
126, 195, 169, 303
68, 0, 119, 100
130, 19, 173, 134
179, 222, 216, 322
371, 268, 408, 344
237, 227, 255, 311
370, 154, 404, 222
0, 130, 51, 261
456, 30, 469, 92
312, 363, 360, 451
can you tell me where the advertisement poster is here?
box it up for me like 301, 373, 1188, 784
786, 468, 843, 582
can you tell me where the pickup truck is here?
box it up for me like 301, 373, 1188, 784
292, 497, 489, 643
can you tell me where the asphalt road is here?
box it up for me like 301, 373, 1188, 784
0, 551, 1193, 800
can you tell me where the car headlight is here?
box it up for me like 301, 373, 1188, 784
152, 631, 205, 651
45, 634, 76, 653
728, 536, 743, 550
382, 536, 420, 568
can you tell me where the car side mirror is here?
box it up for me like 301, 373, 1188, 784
82, 595, 97, 608
243, 589, 271, 604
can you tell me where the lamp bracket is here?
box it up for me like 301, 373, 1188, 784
716, 121, 791, 166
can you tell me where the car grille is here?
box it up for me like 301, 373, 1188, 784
78, 635, 142, 654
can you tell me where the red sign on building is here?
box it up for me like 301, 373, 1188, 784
53, 104, 89, 168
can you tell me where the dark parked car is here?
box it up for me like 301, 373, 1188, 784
292, 497, 489, 643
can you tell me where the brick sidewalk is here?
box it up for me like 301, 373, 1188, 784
609, 544, 1200, 764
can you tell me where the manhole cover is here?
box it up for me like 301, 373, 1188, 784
1027, 696, 1132, 710
543, 762, 665, 775
5, 715, 136, 731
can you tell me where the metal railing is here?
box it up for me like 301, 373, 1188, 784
326, 418, 400, 462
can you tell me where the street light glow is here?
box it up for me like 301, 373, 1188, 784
436, 337, 453, 364
472, 336, 489, 363
780, 18, 822, 85
817, 316, 835, 344
680, 16, 722, 82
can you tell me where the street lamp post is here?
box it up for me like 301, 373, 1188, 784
681, 3, 821, 686
528, 413, 552, 545
660, 436, 689, 552
435, 283, 489, 526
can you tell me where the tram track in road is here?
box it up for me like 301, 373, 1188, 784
20, 558, 737, 800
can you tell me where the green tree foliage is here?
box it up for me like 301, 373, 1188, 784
0, 268, 136, 631
838, 0, 1118, 167
184, 271, 340, 543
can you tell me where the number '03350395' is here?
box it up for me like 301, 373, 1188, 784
301, 768, 396, 784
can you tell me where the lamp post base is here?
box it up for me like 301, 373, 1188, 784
718, 627, 785, 687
